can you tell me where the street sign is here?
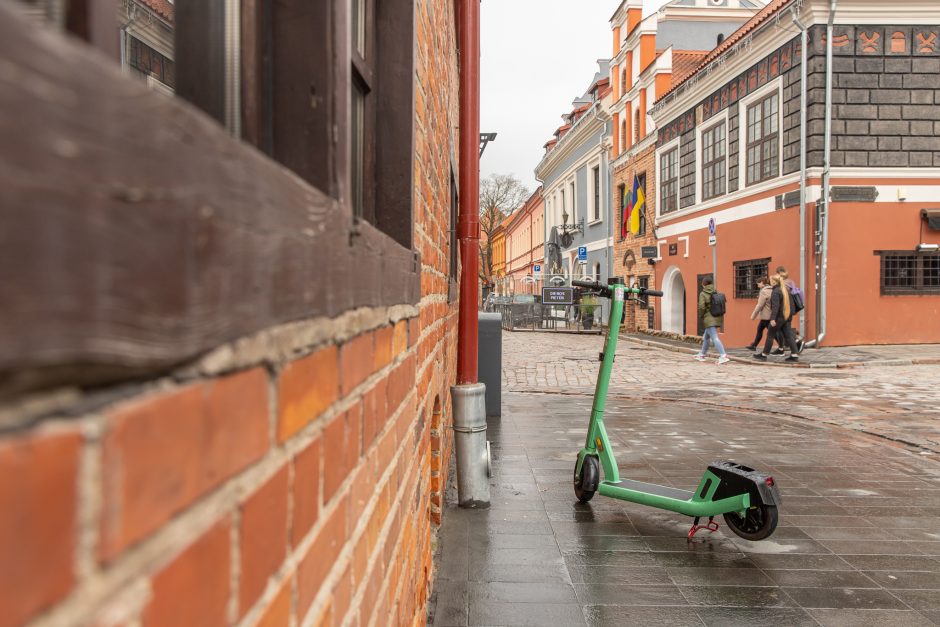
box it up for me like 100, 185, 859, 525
708, 217, 717, 236
542, 286, 574, 305
577, 246, 587, 261
533, 264, 541, 275
640, 246, 658, 258
708, 235, 717, 246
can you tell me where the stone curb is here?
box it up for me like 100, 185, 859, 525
621, 335, 939, 369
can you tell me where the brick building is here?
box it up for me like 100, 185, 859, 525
0, 2, 463, 627
609, 0, 759, 332
650, 0, 940, 346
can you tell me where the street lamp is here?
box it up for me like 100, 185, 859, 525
557, 208, 583, 248
479, 132, 497, 156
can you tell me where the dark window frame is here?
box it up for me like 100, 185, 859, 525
637, 172, 647, 235
745, 91, 779, 186
878, 251, 940, 295
617, 183, 626, 241
659, 147, 678, 214
733, 258, 770, 298
592, 165, 601, 221
701, 120, 726, 200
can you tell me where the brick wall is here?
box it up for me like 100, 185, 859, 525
612, 143, 659, 332
0, 1, 459, 626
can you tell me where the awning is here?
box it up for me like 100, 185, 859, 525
924, 209, 940, 231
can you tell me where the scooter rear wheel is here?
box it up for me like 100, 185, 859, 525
723, 504, 778, 541
573, 456, 599, 503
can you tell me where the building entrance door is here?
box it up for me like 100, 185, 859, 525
662, 268, 686, 335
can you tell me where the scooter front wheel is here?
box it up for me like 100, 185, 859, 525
573, 456, 599, 503
723, 504, 778, 541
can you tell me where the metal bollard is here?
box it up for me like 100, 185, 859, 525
450, 383, 491, 508
477, 312, 502, 417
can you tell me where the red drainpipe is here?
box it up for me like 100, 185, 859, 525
457, 0, 480, 385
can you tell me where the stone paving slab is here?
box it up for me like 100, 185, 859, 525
428, 393, 940, 627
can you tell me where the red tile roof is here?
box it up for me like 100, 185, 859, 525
139, 0, 174, 23
658, 0, 790, 102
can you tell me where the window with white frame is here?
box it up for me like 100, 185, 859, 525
701, 121, 726, 200
659, 147, 678, 214
592, 165, 601, 221
569, 180, 576, 219
745, 92, 779, 185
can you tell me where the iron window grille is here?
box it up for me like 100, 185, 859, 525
659, 148, 678, 214
745, 92, 779, 186
733, 258, 770, 298
701, 121, 726, 200
880, 252, 940, 295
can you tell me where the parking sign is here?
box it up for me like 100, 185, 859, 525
534, 264, 541, 275
577, 246, 587, 261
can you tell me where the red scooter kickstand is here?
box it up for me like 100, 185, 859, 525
688, 516, 720, 539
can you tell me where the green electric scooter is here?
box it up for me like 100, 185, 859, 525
570, 278, 781, 540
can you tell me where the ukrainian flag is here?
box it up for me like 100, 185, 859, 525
622, 173, 644, 238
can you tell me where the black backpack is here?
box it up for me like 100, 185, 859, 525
789, 287, 805, 313
709, 292, 727, 317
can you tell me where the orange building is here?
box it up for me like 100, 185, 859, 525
650, 0, 940, 346
505, 188, 545, 295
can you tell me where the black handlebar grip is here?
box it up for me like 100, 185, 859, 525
644, 289, 664, 297
572, 280, 600, 290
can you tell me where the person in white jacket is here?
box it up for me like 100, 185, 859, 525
746, 277, 775, 351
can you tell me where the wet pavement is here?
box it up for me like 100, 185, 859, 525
429, 394, 940, 626
429, 331, 940, 626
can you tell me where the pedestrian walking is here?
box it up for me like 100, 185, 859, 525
753, 274, 800, 362
775, 266, 805, 354
746, 276, 774, 351
695, 277, 730, 365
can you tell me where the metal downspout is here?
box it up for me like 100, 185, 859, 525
791, 6, 808, 339
456, 0, 481, 383
805, 0, 837, 348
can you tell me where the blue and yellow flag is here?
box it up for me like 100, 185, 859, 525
622, 174, 644, 238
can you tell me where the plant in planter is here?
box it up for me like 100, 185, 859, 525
581, 294, 598, 330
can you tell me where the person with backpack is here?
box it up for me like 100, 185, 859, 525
746, 276, 775, 351
776, 266, 805, 354
753, 274, 800, 362
695, 276, 730, 365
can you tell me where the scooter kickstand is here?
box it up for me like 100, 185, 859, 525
688, 516, 720, 539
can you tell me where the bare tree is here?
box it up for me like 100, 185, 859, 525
479, 173, 530, 288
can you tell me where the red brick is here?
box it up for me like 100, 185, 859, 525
100, 369, 268, 562
392, 321, 408, 357
292, 437, 321, 546
322, 402, 361, 504
0, 431, 81, 627
373, 325, 393, 371
278, 346, 339, 442
256, 578, 292, 627
298, 497, 348, 617
331, 565, 353, 627
240, 466, 289, 616
143, 518, 230, 627
408, 318, 421, 347
339, 331, 374, 396
362, 376, 388, 451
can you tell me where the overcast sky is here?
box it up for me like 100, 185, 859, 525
480, 0, 673, 193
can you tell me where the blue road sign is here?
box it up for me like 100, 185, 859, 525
534, 264, 541, 274
577, 246, 587, 261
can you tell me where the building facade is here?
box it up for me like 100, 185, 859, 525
609, 0, 760, 332
650, 0, 940, 345
536, 62, 614, 320
505, 187, 545, 295
0, 2, 462, 627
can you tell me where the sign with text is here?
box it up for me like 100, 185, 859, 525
648, 306, 655, 329
577, 246, 587, 261
708, 235, 717, 246
542, 287, 574, 305
640, 246, 658, 258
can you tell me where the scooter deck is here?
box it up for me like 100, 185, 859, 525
598, 479, 749, 517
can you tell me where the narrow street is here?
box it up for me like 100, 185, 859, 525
430, 332, 940, 626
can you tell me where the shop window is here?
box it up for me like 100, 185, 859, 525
880, 252, 940, 295
734, 258, 770, 298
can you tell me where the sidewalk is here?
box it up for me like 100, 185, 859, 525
623, 332, 940, 368
429, 393, 940, 627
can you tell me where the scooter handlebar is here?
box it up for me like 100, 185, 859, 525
571, 279, 605, 291
643, 289, 664, 297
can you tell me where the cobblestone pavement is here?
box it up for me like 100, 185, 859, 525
430, 393, 940, 627
502, 331, 940, 454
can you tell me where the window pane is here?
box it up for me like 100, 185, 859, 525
351, 82, 365, 217
352, 0, 366, 57
924, 255, 940, 287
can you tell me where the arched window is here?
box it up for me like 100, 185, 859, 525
634, 108, 641, 143
620, 121, 627, 152
620, 68, 627, 96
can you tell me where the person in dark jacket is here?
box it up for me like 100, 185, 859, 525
753, 274, 799, 362
695, 277, 730, 364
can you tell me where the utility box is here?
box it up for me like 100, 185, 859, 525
478, 312, 502, 417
